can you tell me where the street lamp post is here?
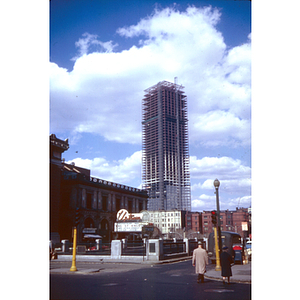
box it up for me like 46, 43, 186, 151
214, 179, 222, 271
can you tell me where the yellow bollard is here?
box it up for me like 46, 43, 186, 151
214, 227, 221, 271
70, 227, 78, 272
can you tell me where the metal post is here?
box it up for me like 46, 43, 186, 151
216, 187, 222, 255
213, 226, 221, 271
214, 179, 222, 257
70, 227, 78, 272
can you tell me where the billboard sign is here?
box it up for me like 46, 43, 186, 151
114, 222, 145, 232
242, 222, 248, 231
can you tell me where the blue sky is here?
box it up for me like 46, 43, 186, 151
50, 0, 251, 212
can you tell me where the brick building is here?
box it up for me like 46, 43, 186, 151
185, 212, 201, 233
231, 207, 251, 238
201, 208, 251, 238
50, 134, 148, 244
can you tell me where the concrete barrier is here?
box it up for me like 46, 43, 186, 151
111, 240, 122, 259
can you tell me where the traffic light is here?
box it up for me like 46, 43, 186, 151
211, 210, 217, 226
75, 208, 80, 227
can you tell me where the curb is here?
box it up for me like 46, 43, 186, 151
150, 256, 192, 265
50, 257, 192, 274
50, 268, 101, 274
204, 275, 251, 285
53, 256, 192, 265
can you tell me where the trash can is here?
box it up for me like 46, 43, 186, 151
233, 245, 243, 264
234, 250, 242, 264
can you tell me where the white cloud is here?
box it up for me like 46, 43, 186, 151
190, 110, 250, 147
117, 6, 221, 39
67, 150, 142, 186
190, 155, 251, 211
198, 178, 251, 194
191, 191, 251, 212
191, 194, 216, 211
190, 156, 251, 180
72, 32, 118, 60
50, 5, 251, 148
226, 196, 252, 208
223, 36, 251, 85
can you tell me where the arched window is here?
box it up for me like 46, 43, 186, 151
84, 217, 94, 228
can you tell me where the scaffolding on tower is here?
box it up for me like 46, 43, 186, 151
142, 80, 191, 211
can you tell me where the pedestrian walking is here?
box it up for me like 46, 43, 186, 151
220, 246, 234, 284
192, 241, 208, 283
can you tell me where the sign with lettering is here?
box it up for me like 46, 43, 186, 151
82, 228, 97, 234
116, 209, 143, 221
114, 222, 144, 232
242, 222, 248, 231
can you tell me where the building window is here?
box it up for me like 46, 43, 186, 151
116, 197, 121, 212
82, 189, 86, 207
86, 193, 92, 209
102, 195, 107, 211
98, 192, 102, 210
93, 192, 97, 209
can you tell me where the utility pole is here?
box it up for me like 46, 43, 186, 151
211, 210, 221, 271
213, 179, 222, 269
70, 208, 80, 272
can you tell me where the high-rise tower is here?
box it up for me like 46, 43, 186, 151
142, 80, 191, 211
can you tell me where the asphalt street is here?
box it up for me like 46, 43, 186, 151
50, 260, 251, 300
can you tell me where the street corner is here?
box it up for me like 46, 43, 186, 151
204, 263, 251, 284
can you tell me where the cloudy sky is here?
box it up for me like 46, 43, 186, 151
50, 0, 251, 212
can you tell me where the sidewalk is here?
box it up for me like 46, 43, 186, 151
49, 256, 192, 274
205, 263, 251, 284
53, 254, 192, 265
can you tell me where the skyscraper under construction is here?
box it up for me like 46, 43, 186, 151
142, 80, 191, 211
